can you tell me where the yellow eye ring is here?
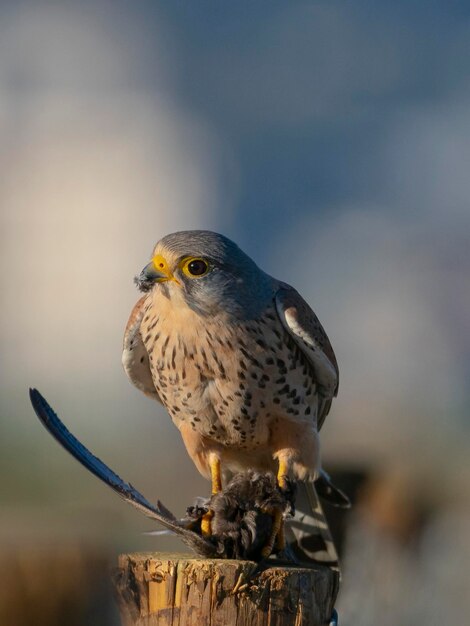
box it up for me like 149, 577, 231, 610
180, 257, 210, 278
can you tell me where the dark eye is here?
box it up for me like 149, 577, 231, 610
186, 259, 209, 276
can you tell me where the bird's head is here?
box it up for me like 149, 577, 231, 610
135, 230, 274, 317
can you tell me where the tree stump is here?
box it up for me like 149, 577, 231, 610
114, 553, 339, 626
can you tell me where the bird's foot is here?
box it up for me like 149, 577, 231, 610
260, 507, 284, 558
186, 503, 208, 519
184, 504, 209, 533
200, 510, 214, 537
275, 517, 286, 551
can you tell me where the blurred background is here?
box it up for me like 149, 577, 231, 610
1, 1, 469, 624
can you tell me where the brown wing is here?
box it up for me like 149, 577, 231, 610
275, 286, 338, 429
122, 296, 161, 402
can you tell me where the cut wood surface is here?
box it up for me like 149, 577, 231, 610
114, 553, 339, 626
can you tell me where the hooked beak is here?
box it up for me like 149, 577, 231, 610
135, 255, 180, 292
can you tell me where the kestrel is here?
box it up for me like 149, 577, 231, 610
123, 230, 341, 556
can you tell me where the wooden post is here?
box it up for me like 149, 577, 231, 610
114, 553, 339, 626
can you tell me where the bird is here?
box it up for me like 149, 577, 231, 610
123, 230, 343, 558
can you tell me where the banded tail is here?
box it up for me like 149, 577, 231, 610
287, 481, 340, 571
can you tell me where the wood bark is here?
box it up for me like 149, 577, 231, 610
114, 553, 339, 626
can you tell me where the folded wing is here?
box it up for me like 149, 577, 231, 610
275, 285, 339, 429
122, 296, 160, 402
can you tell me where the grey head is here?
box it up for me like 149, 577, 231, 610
135, 230, 276, 318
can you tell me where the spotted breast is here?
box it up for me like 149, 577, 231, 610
139, 287, 319, 478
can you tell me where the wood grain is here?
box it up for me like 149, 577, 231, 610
114, 553, 339, 626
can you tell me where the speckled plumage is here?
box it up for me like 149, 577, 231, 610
123, 230, 338, 484
140, 296, 320, 478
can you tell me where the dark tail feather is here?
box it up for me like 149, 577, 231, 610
29, 388, 216, 557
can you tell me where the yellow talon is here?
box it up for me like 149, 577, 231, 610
260, 458, 290, 556
277, 458, 289, 491
275, 518, 286, 551
201, 455, 222, 537
210, 455, 222, 495
201, 510, 213, 537
261, 508, 283, 558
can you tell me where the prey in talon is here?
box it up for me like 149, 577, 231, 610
190, 471, 296, 560
124, 230, 346, 562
